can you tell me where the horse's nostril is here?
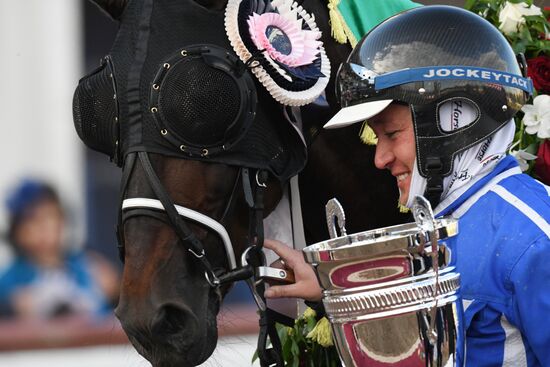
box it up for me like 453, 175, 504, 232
151, 303, 198, 337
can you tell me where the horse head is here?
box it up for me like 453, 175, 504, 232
115, 154, 283, 366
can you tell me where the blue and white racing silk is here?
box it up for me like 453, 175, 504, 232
436, 155, 550, 367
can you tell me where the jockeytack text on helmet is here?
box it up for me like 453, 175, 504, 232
420, 66, 532, 91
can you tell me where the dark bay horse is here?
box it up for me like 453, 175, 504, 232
86, 1, 404, 366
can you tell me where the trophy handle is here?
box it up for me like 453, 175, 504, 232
412, 195, 441, 345
412, 195, 436, 232
325, 198, 347, 239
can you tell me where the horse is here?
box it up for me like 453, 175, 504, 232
83, 1, 405, 366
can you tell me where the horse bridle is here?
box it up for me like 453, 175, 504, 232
116, 151, 291, 367
117, 151, 268, 285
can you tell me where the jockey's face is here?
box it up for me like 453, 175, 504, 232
368, 103, 416, 206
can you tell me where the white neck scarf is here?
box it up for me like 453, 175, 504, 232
406, 100, 515, 209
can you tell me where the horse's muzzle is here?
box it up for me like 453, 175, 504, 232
117, 301, 215, 367
151, 302, 199, 341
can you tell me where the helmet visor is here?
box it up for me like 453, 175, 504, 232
325, 62, 393, 129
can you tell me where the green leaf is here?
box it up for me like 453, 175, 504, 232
290, 338, 300, 356
464, 0, 478, 10
524, 15, 547, 24
528, 22, 545, 35
507, 0, 531, 4
513, 40, 529, 54
525, 141, 540, 155
521, 26, 534, 42
277, 324, 289, 343
305, 317, 317, 332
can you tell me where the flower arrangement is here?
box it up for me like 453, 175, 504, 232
465, 0, 550, 182
272, 307, 340, 367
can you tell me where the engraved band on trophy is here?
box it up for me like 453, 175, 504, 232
303, 196, 463, 367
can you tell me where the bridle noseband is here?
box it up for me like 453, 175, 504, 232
122, 197, 237, 279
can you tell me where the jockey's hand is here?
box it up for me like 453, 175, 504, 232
263, 239, 322, 302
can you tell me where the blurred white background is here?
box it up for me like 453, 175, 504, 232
0, 1, 85, 269
0, 335, 261, 367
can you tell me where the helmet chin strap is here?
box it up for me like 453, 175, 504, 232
406, 158, 443, 210
424, 158, 445, 209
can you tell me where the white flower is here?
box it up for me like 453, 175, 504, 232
510, 149, 537, 171
522, 95, 550, 139
499, 2, 543, 35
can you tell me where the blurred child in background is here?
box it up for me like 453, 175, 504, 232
0, 179, 119, 319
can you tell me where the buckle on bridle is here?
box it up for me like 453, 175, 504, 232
188, 248, 205, 259
255, 170, 267, 188
204, 271, 221, 287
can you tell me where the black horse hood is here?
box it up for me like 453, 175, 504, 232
73, 0, 333, 182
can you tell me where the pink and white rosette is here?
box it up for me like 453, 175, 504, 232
225, 0, 331, 106
247, 12, 322, 67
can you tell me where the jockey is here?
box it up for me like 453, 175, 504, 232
264, 5, 550, 366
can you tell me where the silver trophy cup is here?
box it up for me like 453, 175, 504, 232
303, 196, 463, 367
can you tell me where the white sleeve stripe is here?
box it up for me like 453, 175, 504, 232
501, 315, 528, 367
491, 185, 550, 238
452, 168, 522, 218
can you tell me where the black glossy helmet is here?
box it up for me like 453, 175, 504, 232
325, 5, 532, 205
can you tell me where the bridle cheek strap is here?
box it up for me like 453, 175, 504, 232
122, 197, 237, 270
116, 152, 137, 262
133, 152, 223, 285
